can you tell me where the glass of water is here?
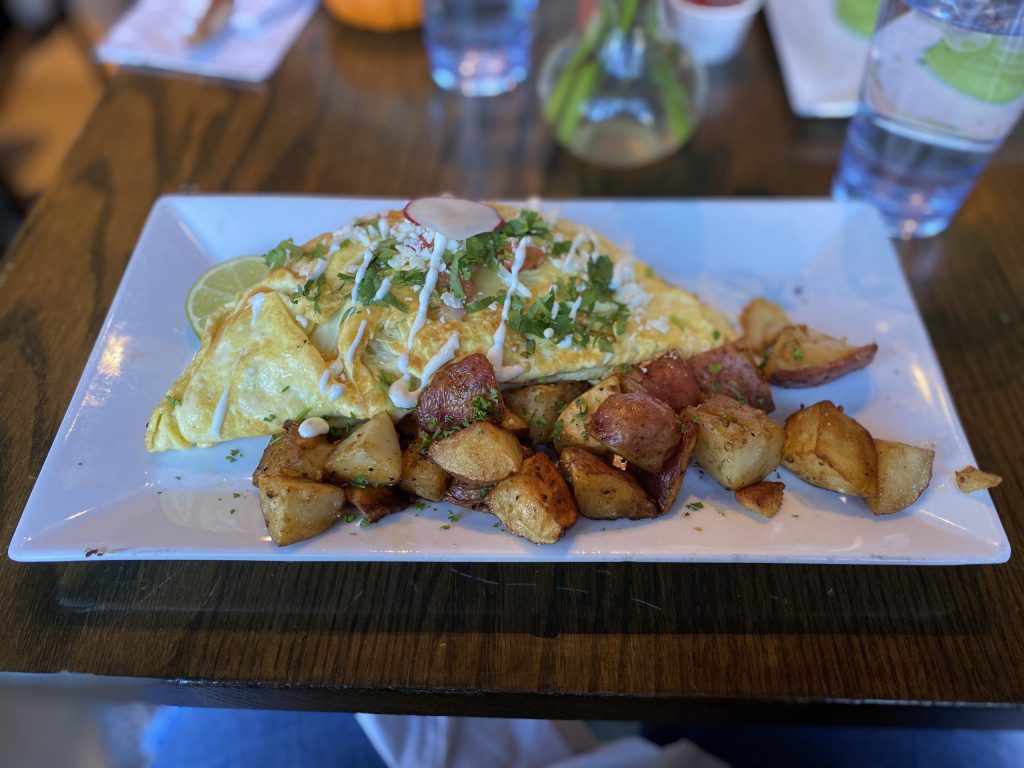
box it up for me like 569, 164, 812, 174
832, 0, 1024, 238
422, 0, 539, 97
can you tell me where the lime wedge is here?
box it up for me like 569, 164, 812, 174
924, 37, 1024, 104
186, 256, 268, 336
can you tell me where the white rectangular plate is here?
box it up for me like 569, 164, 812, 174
9, 197, 1009, 564
764, 0, 869, 118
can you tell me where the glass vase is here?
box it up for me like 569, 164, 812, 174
538, 0, 705, 168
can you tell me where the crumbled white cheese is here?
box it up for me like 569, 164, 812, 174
488, 302, 499, 312
543, 328, 554, 339
557, 336, 573, 349
645, 317, 670, 334
616, 282, 651, 311
610, 258, 636, 290
440, 291, 464, 308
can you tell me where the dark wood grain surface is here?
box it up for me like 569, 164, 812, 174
1, 7, 1022, 722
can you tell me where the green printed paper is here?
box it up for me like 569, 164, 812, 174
923, 37, 1024, 104
837, 0, 882, 37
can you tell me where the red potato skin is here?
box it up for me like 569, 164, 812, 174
620, 351, 702, 412
689, 342, 774, 412
634, 421, 699, 513
414, 353, 504, 432
768, 343, 878, 388
588, 392, 682, 473
443, 480, 494, 511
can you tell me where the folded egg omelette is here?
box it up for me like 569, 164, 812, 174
146, 203, 734, 451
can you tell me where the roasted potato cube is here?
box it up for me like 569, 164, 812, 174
443, 479, 493, 510
866, 439, 934, 515
634, 420, 699, 513
427, 421, 523, 485
740, 298, 790, 354
689, 342, 774, 412
954, 465, 1003, 494
486, 453, 578, 544
252, 420, 335, 488
588, 392, 682, 473
552, 376, 621, 455
500, 407, 529, 438
764, 325, 878, 388
258, 475, 346, 546
414, 353, 503, 432
399, 444, 449, 501
782, 401, 877, 497
559, 447, 658, 520
687, 394, 784, 490
324, 412, 402, 485
503, 381, 589, 445
620, 351, 702, 412
735, 481, 785, 518
345, 485, 409, 522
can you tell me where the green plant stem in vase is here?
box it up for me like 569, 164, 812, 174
538, 0, 705, 168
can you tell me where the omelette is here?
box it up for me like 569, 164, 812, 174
146, 202, 734, 451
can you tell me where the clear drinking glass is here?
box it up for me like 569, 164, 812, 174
832, 0, 1024, 238
422, 0, 539, 97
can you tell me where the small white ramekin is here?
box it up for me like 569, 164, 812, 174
662, 0, 765, 66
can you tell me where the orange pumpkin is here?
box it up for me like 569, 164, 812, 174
322, 0, 422, 32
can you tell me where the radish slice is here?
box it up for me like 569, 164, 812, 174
403, 197, 504, 240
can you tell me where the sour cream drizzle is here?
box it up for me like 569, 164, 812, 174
350, 248, 374, 305
298, 416, 329, 438
398, 231, 448, 375
568, 296, 583, 321
345, 319, 368, 368
487, 236, 530, 383
372, 276, 392, 302
249, 292, 265, 322
208, 383, 231, 441
308, 257, 329, 281
328, 383, 345, 401
319, 369, 330, 394
388, 332, 460, 409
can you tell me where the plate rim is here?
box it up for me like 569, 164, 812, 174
8, 195, 1010, 565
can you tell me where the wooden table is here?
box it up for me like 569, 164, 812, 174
1, 7, 1022, 725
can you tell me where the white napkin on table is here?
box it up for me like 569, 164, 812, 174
95, 0, 318, 82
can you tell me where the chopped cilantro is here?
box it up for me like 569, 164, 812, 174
233, 492, 241, 498
712, 329, 721, 341
551, 419, 564, 442
343, 513, 357, 524
670, 316, 686, 331
263, 414, 277, 423
686, 501, 704, 511
164, 396, 181, 407
470, 388, 500, 422
351, 475, 369, 488
263, 238, 304, 270
708, 363, 722, 375
790, 342, 805, 362
280, 385, 290, 393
